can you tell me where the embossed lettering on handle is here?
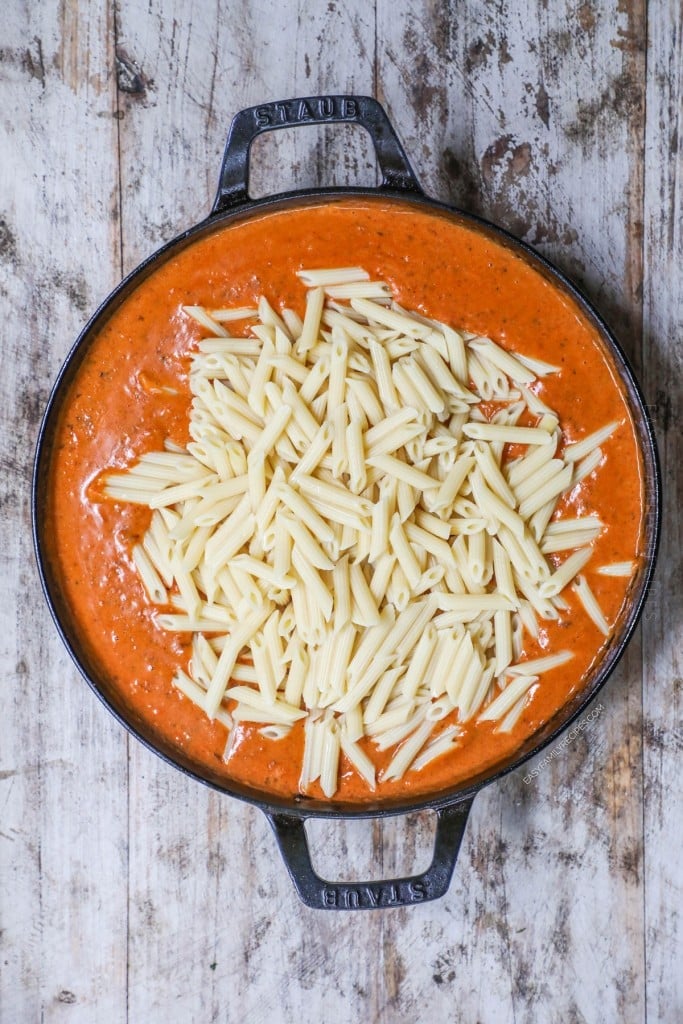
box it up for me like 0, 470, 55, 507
252, 96, 361, 129
266, 800, 474, 910
212, 94, 422, 214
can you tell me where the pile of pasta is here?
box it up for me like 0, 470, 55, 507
104, 267, 632, 796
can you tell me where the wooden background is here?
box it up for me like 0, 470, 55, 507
1, 1, 680, 1021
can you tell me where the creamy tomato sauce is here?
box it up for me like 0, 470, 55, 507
45, 197, 646, 802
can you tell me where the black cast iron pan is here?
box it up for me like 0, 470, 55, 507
33, 95, 661, 909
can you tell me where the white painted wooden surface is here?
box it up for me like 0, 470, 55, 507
1, 1, 680, 1021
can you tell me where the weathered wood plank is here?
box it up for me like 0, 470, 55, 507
642, 0, 683, 1019
0, 2, 128, 1021
377, 2, 648, 1021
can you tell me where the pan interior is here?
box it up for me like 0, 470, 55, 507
33, 190, 660, 817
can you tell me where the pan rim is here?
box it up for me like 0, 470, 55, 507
32, 185, 661, 820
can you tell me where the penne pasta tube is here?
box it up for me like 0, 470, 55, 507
183, 305, 230, 336
389, 513, 422, 589
291, 548, 333, 621
393, 598, 438, 663
402, 356, 446, 414
372, 709, 430, 752
346, 417, 367, 493
340, 733, 376, 788
470, 469, 525, 539
544, 515, 604, 536
332, 553, 352, 629
346, 376, 385, 425
468, 337, 536, 384
280, 513, 334, 570
539, 546, 593, 598
328, 329, 349, 410
508, 651, 573, 675
204, 603, 273, 717
478, 674, 539, 722
517, 463, 574, 521
400, 624, 438, 702
540, 527, 603, 553
368, 338, 400, 411
463, 422, 554, 445
328, 623, 357, 696
369, 552, 396, 605
563, 421, 619, 462
319, 720, 341, 798
411, 725, 462, 772
494, 609, 513, 678
363, 666, 406, 725
572, 446, 604, 484
597, 561, 636, 577
275, 482, 335, 544
460, 661, 496, 722
132, 544, 167, 604
296, 472, 374, 517
174, 671, 233, 731
513, 458, 566, 507
515, 353, 561, 376
282, 639, 307, 706
297, 285, 325, 353
381, 720, 435, 782
298, 266, 369, 286
325, 280, 392, 299
366, 453, 441, 491
342, 704, 365, 744
369, 491, 392, 563
572, 574, 610, 635
351, 297, 429, 337
349, 561, 382, 626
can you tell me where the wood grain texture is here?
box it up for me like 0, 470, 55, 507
0, 0, 679, 1021
377, 3, 649, 1020
0, 3, 129, 1022
642, 1, 683, 1020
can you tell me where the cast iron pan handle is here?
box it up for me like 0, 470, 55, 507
211, 94, 422, 214
265, 798, 474, 910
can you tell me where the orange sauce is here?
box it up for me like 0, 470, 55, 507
44, 197, 646, 802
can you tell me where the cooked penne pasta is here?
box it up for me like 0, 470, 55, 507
381, 720, 434, 781
351, 297, 429, 337
362, 340, 395, 413
463, 422, 554, 445
100, 265, 632, 798
366, 453, 441, 491
518, 464, 573, 521
346, 417, 367, 493
539, 547, 593, 598
325, 280, 392, 300
389, 513, 422, 588
478, 674, 539, 722
572, 574, 610, 635
572, 446, 604, 484
564, 421, 619, 463
508, 651, 573, 675
132, 544, 168, 604
183, 305, 230, 337
349, 561, 381, 626
468, 337, 536, 384
597, 561, 636, 577
297, 267, 370, 287
411, 725, 462, 771
340, 732, 376, 788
